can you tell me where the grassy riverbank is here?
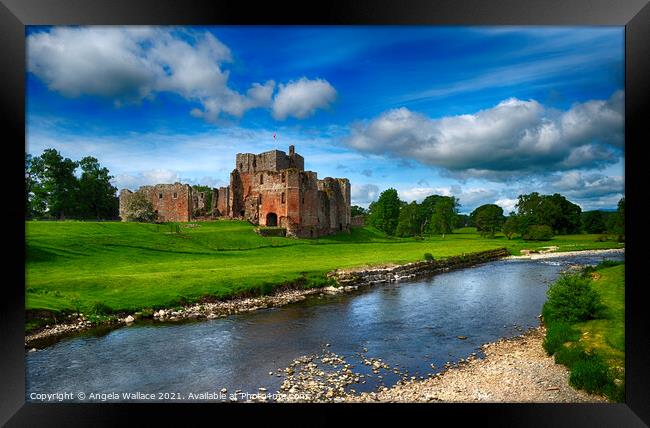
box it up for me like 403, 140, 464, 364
26, 220, 623, 319
542, 262, 625, 401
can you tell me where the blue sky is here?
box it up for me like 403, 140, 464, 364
26, 26, 624, 213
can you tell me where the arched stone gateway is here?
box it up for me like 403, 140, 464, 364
266, 212, 278, 227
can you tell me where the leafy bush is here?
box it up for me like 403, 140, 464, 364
423, 253, 434, 262
522, 224, 554, 241
543, 322, 580, 355
543, 274, 603, 323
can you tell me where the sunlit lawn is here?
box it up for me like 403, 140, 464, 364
25, 220, 624, 314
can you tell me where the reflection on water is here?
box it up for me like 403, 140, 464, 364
26, 251, 623, 401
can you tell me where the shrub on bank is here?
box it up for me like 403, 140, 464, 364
423, 253, 434, 262
542, 264, 625, 402
543, 274, 603, 323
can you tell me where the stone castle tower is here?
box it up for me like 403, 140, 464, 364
119, 146, 351, 238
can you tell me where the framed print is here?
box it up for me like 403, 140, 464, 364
2, 0, 649, 425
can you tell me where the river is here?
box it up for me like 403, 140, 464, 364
25, 250, 623, 402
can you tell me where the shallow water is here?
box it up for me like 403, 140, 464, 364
26, 250, 623, 402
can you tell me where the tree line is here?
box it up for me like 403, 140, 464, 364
26, 149, 119, 220
353, 189, 625, 241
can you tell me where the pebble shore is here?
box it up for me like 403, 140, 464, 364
275, 326, 608, 403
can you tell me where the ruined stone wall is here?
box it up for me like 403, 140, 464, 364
146, 183, 192, 222
121, 146, 350, 236
235, 146, 304, 175
213, 187, 228, 217
318, 178, 351, 234
118, 189, 134, 220
351, 215, 365, 227
119, 183, 192, 222
192, 191, 206, 212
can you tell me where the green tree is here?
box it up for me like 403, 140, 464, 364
455, 214, 471, 228
351, 205, 368, 217
25, 153, 46, 219
77, 156, 119, 219
470, 204, 505, 238
502, 214, 519, 240
515, 192, 582, 235
606, 197, 625, 240
30, 149, 79, 219
430, 196, 458, 236
395, 201, 421, 237
581, 211, 607, 234
367, 188, 401, 236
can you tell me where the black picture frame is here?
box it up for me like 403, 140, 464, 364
2, 0, 648, 425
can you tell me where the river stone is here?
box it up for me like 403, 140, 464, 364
124, 315, 135, 323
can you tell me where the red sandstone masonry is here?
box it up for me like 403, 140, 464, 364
119, 146, 351, 238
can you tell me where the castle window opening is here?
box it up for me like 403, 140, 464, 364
266, 212, 278, 227
252, 158, 257, 168
158, 193, 163, 199
260, 174, 264, 184
281, 192, 285, 204
281, 173, 285, 183
259, 194, 262, 204
172, 192, 177, 199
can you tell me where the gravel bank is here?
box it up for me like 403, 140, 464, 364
507, 248, 624, 260
345, 326, 608, 403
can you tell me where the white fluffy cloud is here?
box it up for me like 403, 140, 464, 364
272, 78, 337, 120
346, 91, 624, 180
112, 169, 181, 191
495, 198, 518, 214
548, 171, 624, 201
27, 27, 335, 122
351, 183, 380, 205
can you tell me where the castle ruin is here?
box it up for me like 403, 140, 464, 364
119, 146, 351, 238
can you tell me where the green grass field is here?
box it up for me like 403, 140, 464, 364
25, 220, 624, 315
575, 264, 625, 369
